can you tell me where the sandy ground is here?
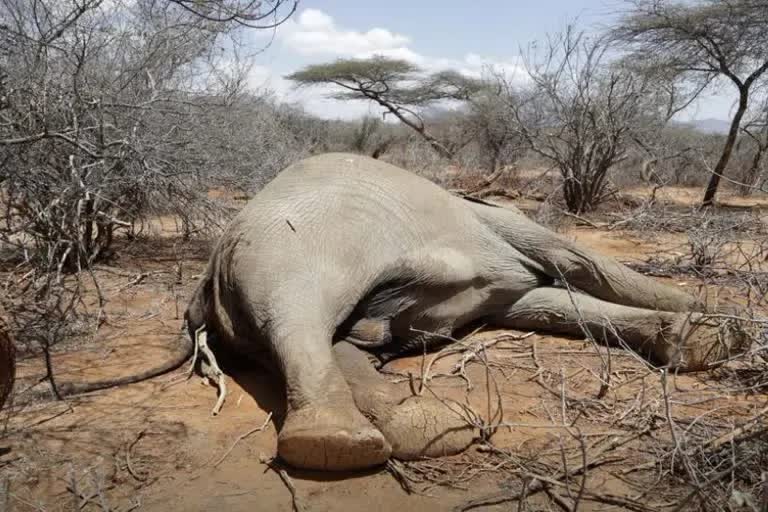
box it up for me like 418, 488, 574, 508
1, 188, 766, 512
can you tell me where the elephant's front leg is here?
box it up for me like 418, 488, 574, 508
332, 341, 478, 460
493, 287, 751, 372
269, 320, 392, 471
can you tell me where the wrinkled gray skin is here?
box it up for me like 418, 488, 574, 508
186, 153, 750, 471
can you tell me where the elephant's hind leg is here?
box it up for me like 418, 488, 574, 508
333, 341, 478, 460
494, 288, 751, 372
469, 202, 703, 313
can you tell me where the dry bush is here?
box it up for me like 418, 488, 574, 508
0, 0, 300, 403
379, 134, 454, 187
611, 126, 721, 189
193, 97, 324, 196
315, 116, 403, 159
508, 28, 687, 214
733, 105, 768, 196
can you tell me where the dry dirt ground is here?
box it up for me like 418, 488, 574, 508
1, 188, 767, 512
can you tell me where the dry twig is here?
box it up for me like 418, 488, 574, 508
213, 412, 273, 468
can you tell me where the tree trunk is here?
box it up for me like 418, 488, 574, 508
739, 144, 766, 196
701, 89, 749, 208
363, 93, 455, 159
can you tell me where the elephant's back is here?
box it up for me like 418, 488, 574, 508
236, 153, 475, 247
221, 153, 491, 323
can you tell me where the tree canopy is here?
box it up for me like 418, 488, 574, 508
613, 0, 768, 206
286, 56, 487, 158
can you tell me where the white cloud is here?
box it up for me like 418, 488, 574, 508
246, 64, 277, 91
296, 9, 334, 31
279, 9, 526, 81
280, 8, 411, 57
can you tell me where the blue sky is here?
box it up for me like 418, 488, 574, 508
245, 0, 736, 122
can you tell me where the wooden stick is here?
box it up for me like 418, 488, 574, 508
213, 413, 273, 468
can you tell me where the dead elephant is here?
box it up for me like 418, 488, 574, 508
185, 152, 751, 471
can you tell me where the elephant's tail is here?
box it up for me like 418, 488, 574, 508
187, 234, 242, 347
14, 331, 193, 405
185, 268, 212, 342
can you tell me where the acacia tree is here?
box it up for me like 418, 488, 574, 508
286, 57, 486, 159
613, 0, 768, 207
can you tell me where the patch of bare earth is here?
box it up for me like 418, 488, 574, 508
1, 205, 766, 512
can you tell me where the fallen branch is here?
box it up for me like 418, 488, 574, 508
457, 428, 653, 511
125, 431, 148, 482
260, 456, 308, 512
213, 412, 273, 468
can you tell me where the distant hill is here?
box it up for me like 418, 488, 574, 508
678, 118, 731, 134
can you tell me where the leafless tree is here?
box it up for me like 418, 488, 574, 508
461, 75, 527, 179
167, 0, 297, 28
0, 0, 298, 393
509, 28, 677, 213
613, 0, 768, 207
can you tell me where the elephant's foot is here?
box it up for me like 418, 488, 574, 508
332, 340, 479, 461
374, 396, 478, 460
657, 313, 753, 372
277, 403, 392, 471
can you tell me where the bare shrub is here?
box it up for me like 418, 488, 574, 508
510, 28, 681, 213
196, 97, 323, 195
0, 0, 298, 399
735, 100, 768, 196
350, 115, 383, 155
687, 218, 731, 272
379, 134, 452, 187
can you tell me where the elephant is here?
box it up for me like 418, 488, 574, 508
185, 152, 751, 472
